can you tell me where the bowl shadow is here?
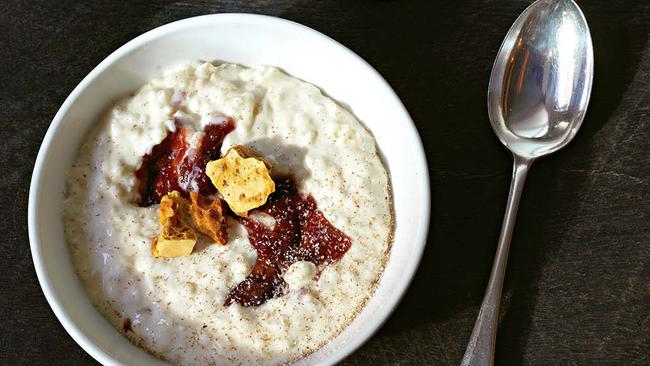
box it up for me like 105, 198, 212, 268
241, 136, 311, 183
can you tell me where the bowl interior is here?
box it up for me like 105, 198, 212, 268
29, 14, 429, 366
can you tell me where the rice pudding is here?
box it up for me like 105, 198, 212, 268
63, 62, 393, 365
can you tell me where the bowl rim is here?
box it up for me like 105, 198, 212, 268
28, 13, 430, 366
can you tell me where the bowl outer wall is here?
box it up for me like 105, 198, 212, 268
28, 13, 431, 366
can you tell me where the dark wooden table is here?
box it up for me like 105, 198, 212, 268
2, 0, 648, 365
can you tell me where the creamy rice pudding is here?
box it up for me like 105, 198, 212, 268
63, 62, 393, 365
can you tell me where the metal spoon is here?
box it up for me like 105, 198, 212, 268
461, 0, 593, 365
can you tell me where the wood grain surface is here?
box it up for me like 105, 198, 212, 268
1, 0, 648, 365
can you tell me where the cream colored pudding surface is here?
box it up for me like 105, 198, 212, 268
63, 62, 393, 365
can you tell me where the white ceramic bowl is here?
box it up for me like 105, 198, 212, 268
29, 13, 430, 366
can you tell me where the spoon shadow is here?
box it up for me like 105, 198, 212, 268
495, 2, 647, 364
337, 1, 647, 365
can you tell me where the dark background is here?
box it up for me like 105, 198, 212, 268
1, 0, 648, 365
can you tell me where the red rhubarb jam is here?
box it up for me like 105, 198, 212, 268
136, 122, 351, 307
136, 118, 235, 206
225, 178, 352, 307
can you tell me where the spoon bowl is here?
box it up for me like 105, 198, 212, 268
488, 0, 593, 159
462, 1, 593, 365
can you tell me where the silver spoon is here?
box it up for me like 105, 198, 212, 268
461, 0, 593, 365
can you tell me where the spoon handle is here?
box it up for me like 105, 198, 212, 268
461, 155, 531, 366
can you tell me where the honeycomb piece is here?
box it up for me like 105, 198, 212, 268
205, 145, 275, 217
151, 191, 197, 257
189, 191, 227, 245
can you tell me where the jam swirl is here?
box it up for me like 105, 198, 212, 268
135, 118, 351, 307
135, 118, 236, 206
225, 178, 351, 307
